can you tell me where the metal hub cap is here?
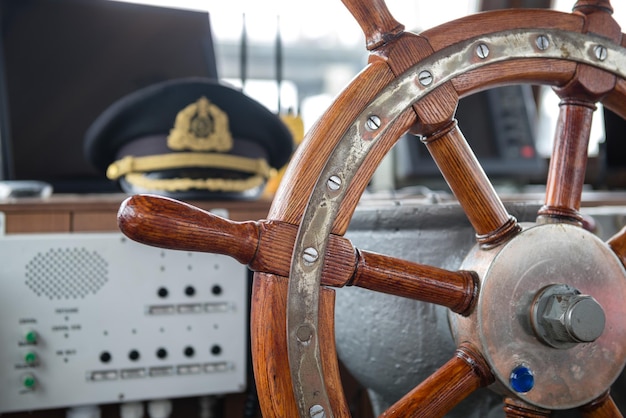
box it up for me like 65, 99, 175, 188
452, 223, 626, 410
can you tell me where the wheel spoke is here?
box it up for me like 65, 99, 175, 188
118, 194, 478, 314
503, 398, 551, 417
379, 343, 493, 418
537, 99, 595, 225
607, 225, 626, 267
340, 0, 404, 51
422, 120, 520, 248
579, 391, 623, 418
537, 0, 620, 225
350, 249, 477, 315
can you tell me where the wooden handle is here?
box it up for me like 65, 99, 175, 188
118, 196, 478, 314
117, 194, 260, 265
341, 0, 404, 50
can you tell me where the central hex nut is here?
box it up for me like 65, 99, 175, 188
532, 284, 606, 349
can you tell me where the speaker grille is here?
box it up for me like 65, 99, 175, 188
24, 247, 109, 299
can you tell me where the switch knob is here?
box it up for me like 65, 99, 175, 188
22, 373, 36, 389
24, 351, 37, 365
24, 330, 37, 345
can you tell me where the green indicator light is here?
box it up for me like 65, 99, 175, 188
24, 331, 37, 344
24, 352, 37, 365
22, 374, 36, 389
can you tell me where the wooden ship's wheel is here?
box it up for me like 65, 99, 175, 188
118, 0, 626, 416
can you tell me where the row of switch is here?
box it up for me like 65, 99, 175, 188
147, 301, 232, 315
16, 359, 233, 391
89, 361, 233, 381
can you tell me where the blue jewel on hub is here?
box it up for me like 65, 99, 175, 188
510, 365, 534, 393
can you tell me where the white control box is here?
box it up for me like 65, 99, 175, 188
0, 232, 247, 413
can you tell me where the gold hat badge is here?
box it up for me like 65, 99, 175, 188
167, 96, 233, 152
106, 96, 272, 193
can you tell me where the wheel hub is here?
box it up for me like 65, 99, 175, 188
452, 223, 626, 410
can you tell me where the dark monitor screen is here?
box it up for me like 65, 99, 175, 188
0, 0, 218, 193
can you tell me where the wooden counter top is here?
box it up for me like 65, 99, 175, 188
0, 193, 272, 234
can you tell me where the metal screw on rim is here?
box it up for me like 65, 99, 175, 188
327, 175, 342, 191
476, 43, 489, 59
366, 115, 381, 131
418, 70, 433, 86
535, 35, 550, 51
309, 404, 326, 418
296, 324, 313, 343
594, 44, 608, 61
302, 247, 319, 265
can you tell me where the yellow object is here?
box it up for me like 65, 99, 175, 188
280, 112, 305, 146
263, 111, 305, 196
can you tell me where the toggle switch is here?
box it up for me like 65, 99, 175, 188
24, 330, 37, 345
22, 373, 36, 390
23, 351, 37, 365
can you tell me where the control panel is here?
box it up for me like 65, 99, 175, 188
0, 232, 247, 413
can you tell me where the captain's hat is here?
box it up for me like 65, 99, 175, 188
84, 77, 294, 200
